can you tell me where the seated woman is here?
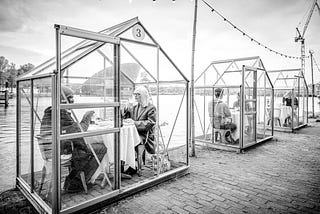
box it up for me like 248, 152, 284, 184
208, 88, 237, 144
40, 86, 107, 193
122, 86, 156, 175
282, 91, 298, 126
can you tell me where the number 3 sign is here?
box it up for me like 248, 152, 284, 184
132, 24, 145, 41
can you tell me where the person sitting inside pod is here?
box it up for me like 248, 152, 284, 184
208, 88, 237, 144
121, 86, 156, 175
40, 86, 107, 193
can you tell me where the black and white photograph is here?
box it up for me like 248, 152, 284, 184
0, 0, 319, 213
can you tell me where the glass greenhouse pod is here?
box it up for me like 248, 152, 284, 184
268, 68, 308, 132
194, 56, 274, 152
16, 17, 189, 214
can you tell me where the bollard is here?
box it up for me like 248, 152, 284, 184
4, 90, 9, 107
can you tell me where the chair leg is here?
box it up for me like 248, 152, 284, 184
38, 166, 46, 195
80, 171, 88, 194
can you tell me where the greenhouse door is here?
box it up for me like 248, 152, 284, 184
53, 25, 121, 213
241, 66, 257, 148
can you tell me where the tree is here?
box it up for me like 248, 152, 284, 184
0, 56, 10, 87
6, 63, 17, 90
17, 63, 34, 76
0, 56, 34, 89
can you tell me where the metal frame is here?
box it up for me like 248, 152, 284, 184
16, 18, 190, 214
193, 56, 274, 152
268, 68, 308, 132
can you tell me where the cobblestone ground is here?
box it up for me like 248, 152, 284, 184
97, 120, 320, 214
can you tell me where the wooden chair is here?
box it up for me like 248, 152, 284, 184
36, 135, 88, 197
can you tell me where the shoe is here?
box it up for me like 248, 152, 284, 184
123, 166, 137, 176
121, 173, 132, 179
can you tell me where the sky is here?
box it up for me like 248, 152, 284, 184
0, 0, 319, 84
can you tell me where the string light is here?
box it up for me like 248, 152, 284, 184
201, 0, 302, 60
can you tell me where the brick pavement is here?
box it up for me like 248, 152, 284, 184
96, 120, 320, 214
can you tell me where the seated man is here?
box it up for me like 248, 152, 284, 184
122, 86, 156, 175
208, 88, 237, 144
40, 86, 107, 193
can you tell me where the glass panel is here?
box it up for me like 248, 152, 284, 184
120, 42, 157, 84
19, 19, 190, 213
194, 86, 241, 147
32, 77, 53, 207
61, 133, 115, 211
243, 68, 256, 146
194, 87, 212, 142
268, 68, 309, 131
61, 43, 115, 101
120, 23, 154, 45
119, 82, 188, 182
155, 83, 188, 172
18, 81, 32, 187
58, 33, 119, 211
256, 72, 273, 139
303, 86, 308, 124
194, 57, 274, 152
59, 107, 115, 136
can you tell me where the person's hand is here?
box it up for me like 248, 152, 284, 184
84, 110, 95, 119
123, 118, 135, 125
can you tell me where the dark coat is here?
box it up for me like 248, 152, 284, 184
40, 107, 106, 192
122, 103, 156, 154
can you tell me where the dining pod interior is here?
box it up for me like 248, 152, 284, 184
15, 17, 189, 214
267, 68, 308, 132
193, 56, 274, 152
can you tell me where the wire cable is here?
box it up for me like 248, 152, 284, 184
201, 0, 304, 59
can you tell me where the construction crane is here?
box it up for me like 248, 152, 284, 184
294, 0, 320, 75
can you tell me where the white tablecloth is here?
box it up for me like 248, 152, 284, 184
230, 110, 250, 140
280, 106, 292, 125
86, 122, 140, 183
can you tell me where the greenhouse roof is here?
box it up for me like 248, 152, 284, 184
195, 56, 270, 87
17, 17, 188, 84
267, 68, 307, 89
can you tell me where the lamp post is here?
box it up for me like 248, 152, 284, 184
309, 50, 315, 118
190, 0, 198, 157
150, 0, 198, 156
